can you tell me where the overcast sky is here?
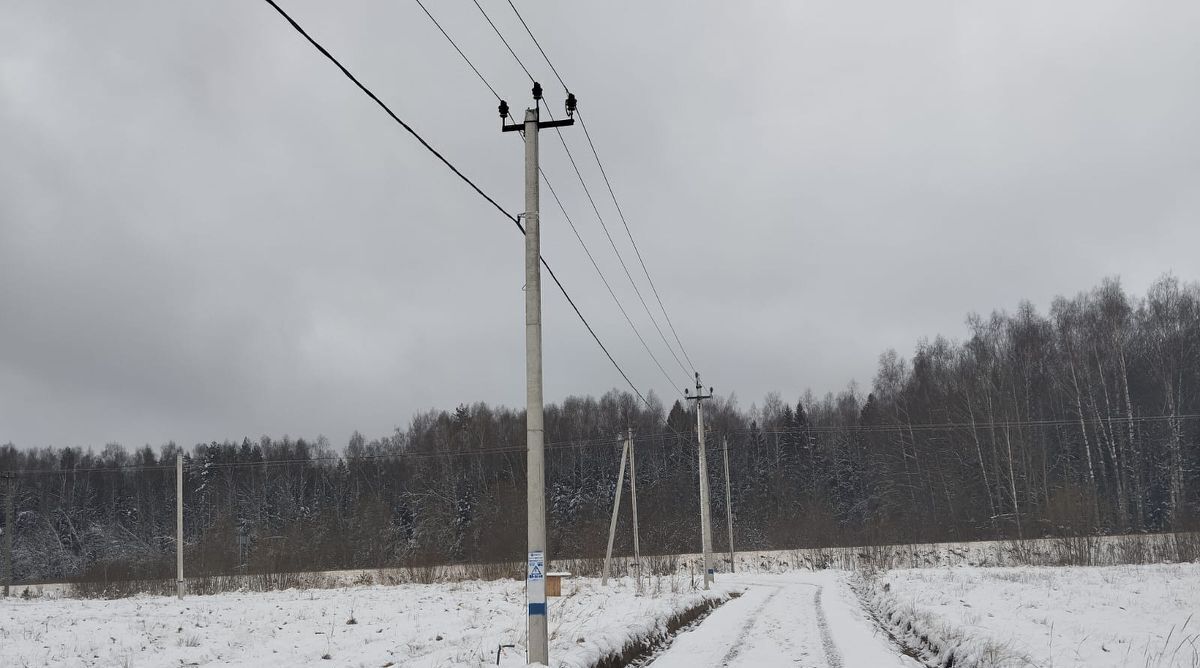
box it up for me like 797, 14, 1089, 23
2, 1, 1199, 450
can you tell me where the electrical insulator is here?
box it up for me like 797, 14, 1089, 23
498, 100, 509, 119
532, 82, 543, 101
565, 93, 577, 117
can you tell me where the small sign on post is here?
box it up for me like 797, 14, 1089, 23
527, 550, 546, 616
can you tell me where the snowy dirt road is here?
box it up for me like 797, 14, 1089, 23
648, 572, 919, 668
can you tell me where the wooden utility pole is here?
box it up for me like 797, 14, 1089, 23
501, 82, 575, 666
685, 373, 715, 589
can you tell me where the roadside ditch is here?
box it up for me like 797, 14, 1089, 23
591, 590, 742, 668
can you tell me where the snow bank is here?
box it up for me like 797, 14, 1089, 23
856, 571, 1031, 667
547, 576, 734, 667
859, 563, 1200, 668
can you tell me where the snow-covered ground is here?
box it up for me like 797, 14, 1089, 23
7, 541, 1197, 668
864, 563, 1200, 668
0, 575, 733, 667
649, 571, 919, 668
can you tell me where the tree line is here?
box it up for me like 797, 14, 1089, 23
0, 274, 1197, 584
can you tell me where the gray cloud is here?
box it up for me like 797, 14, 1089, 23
3, 0, 1199, 448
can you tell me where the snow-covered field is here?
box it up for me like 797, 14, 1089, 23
6, 537, 1198, 668
864, 563, 1200, 668
0, 575, 733, 668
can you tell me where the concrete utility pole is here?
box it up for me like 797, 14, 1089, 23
628, 428, 642, 591
685, 373, 715, 589
601, 435, 629, 586
723, 437, 735, 573
3, 472, 13, 597
176, 453, 184, 600
500, 83, 575, 666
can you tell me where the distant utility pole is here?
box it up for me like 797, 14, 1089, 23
3, 472, 13, 597
600, 429, 642, 589
176, 453, 184, 600
500, 82, 576, 667
601, 433, 629, 587
723, 436, 735, 573
628, 428, 642, 592
685, 373, 715, 589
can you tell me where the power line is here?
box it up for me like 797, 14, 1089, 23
542, 168, 685, 396
447, 6, 692, 437
543, 102, 693, 382
576, 108, 699, 374
259, 0, 653, 415
408, 0, 682, 405
503, 1, 699, 374
468, 1, 692, 384
541, 250, 654, 411
469, 0, 533, 81
503, 0, 568, 92
5, 432, 693, 477
260, 0, 512, 227
412, 0, 500, 100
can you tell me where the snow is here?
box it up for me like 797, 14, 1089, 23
7, 538, 1197, 668
865, 563, 1200, 667
649, 572, 919, 668
0, 575, 733, 667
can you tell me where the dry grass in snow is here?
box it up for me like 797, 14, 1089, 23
861, 563, 1200, 668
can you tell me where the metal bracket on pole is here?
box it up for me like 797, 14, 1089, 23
504, 118, 575, 132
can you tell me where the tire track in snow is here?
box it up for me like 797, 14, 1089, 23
718, 581, 844, 668
716, 584, 782, 666
649, 576, 904, 668
813, 585, 844, 668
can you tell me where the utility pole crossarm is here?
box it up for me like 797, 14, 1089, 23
503, 118, 574, 132
499, 86, 577, 132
